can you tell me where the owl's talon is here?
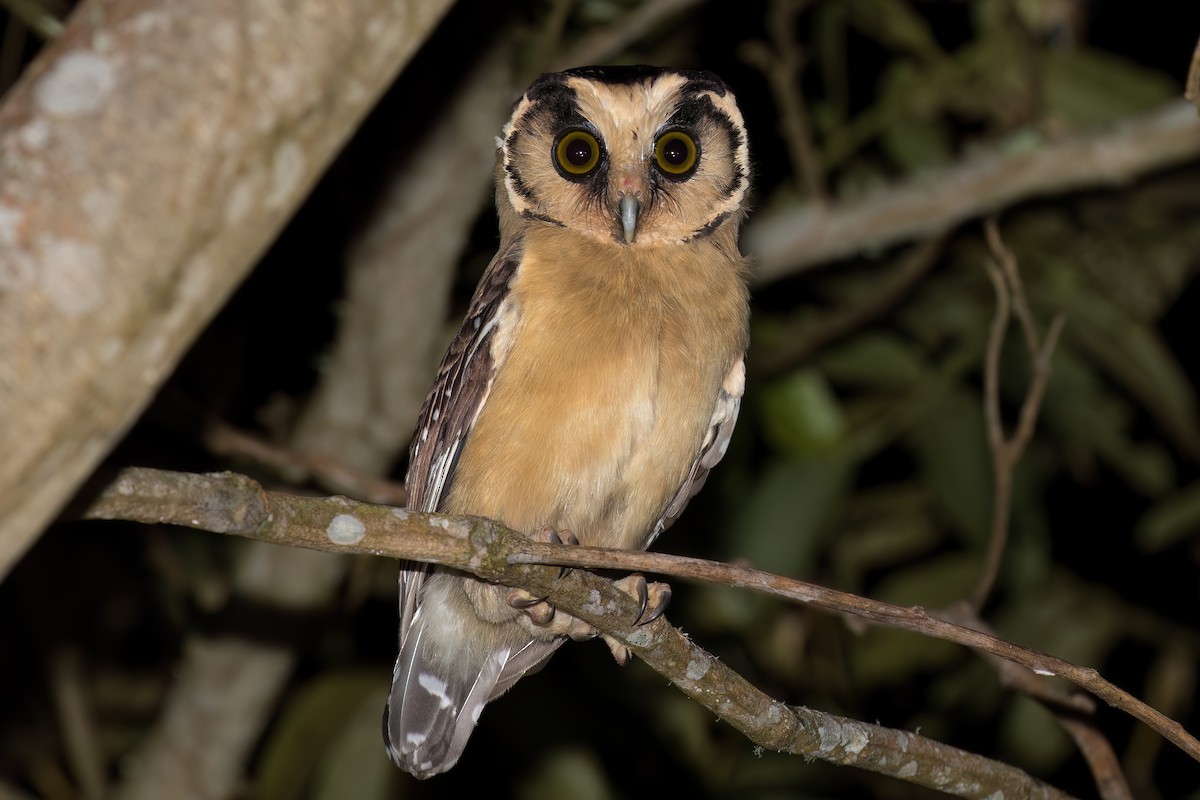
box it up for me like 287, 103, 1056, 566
612, 573, 671, 625
507, 588, 556, 626
602, 635, 632, 666
537, 526, 578, 578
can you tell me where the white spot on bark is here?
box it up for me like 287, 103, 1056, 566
266, 141, 305, 209
99, 337, 123, 364
225, 174, 259, 224
82, 189, 117, 232
38, 239, 103, 314
627, 629, 652, 647
0, 205, 22, 244
326, 514, 366, 545
18, 119, 49, 150
686, 656, 710, 680
35, 52, 116, 117
391, 508, 409, 520
842, 726, 868, 755
898, 761, 918, 778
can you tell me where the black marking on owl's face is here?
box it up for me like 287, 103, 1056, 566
504, 66, 750, 245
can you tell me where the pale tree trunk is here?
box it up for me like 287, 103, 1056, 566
0, 0, 456, 578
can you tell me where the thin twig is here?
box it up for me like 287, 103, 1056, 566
1185, 34, 1200, 109
971, 218, 1067, 610
81, 467, 1200, 772
0, 0, 64, 39
938, 604, 1134, 800
49, 648, 106, 800
204, 420, 408, 506
739, 0, 825, 199
752, 235, 945, 376
551, 0, 707, 72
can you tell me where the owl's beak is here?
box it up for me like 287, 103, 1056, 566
619, 195, 640, 244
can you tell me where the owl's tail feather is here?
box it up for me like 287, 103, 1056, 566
385, 599, 568, 779
384, 608, 508, 779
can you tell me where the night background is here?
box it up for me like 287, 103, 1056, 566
1, 0, 1198, 797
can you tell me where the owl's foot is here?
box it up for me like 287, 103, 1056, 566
506, 527, 579, 626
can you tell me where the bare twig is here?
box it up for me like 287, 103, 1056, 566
0, 0, 63, 39
205, 420, 408, 506
1058, 716, 1135, 800
49, 648, 106, 800
740, 0, 825, 199
972, 219, 1067, 609
551, 0, 707, 72
745, 102, 1200, 283
82, 467, 1200, 774
938, 604, 1133, 800
1185, 35, 1200, 110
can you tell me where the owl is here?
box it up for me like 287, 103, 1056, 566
384, 65, 751, 779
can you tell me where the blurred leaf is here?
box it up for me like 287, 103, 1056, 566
759, 370, 846, 455
817, 333, 924, 390
846, 0, 943, 62
828, 482, 941, 589
254, 670, 385, 800
1039, 348, 1176, 496
1055, 285, 1200, 460
517, 747, 615, 800
698, 454, 855, 630
1136, 480, 1200, 552
998, 694, 1073, 773
872, 551, 980, 609
993, 571, 1123, 669
310, 687, 397, 800
907, 389, 991, 545
1042, 48, 1179, 130
880, 114, 954, 172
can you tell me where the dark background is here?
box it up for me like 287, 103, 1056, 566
2, 1, 1198, 797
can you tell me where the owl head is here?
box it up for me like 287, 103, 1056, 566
499, 66, 750, 247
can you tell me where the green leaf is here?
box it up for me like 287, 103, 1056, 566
1042, 48, 1179, 130
907, 390, 991, 545
310, 687, 397, 800
1136, 480, 1200, 552
817, 333, 924, 390
758, 370, 846, 456
254, 670, 386, 800
695, 454, 855, 630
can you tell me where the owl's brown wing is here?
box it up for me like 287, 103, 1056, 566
645, 356, 745, 549
398, 242, 522, 637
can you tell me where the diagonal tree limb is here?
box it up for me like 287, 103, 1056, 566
745, 101, 1200, 283
83, 467, 1200, 796
0, 0, 457, 580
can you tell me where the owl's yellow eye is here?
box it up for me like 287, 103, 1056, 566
654, 130, 698, 177
554, 130, 601, 177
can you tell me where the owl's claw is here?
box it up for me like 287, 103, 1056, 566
509, 536, 671, 667
544, 526, 580, 578
613, 573, 672, 626
508, 527, 581, 625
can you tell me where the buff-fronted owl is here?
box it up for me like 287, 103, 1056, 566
384, 65, 751, 779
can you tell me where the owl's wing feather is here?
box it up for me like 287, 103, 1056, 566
397, 244, 522, 636
387, 243, 527, 778
646, 356, 746, 549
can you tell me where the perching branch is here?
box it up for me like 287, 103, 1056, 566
744, 101, 1200, 283
84, 467, 1200, 794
